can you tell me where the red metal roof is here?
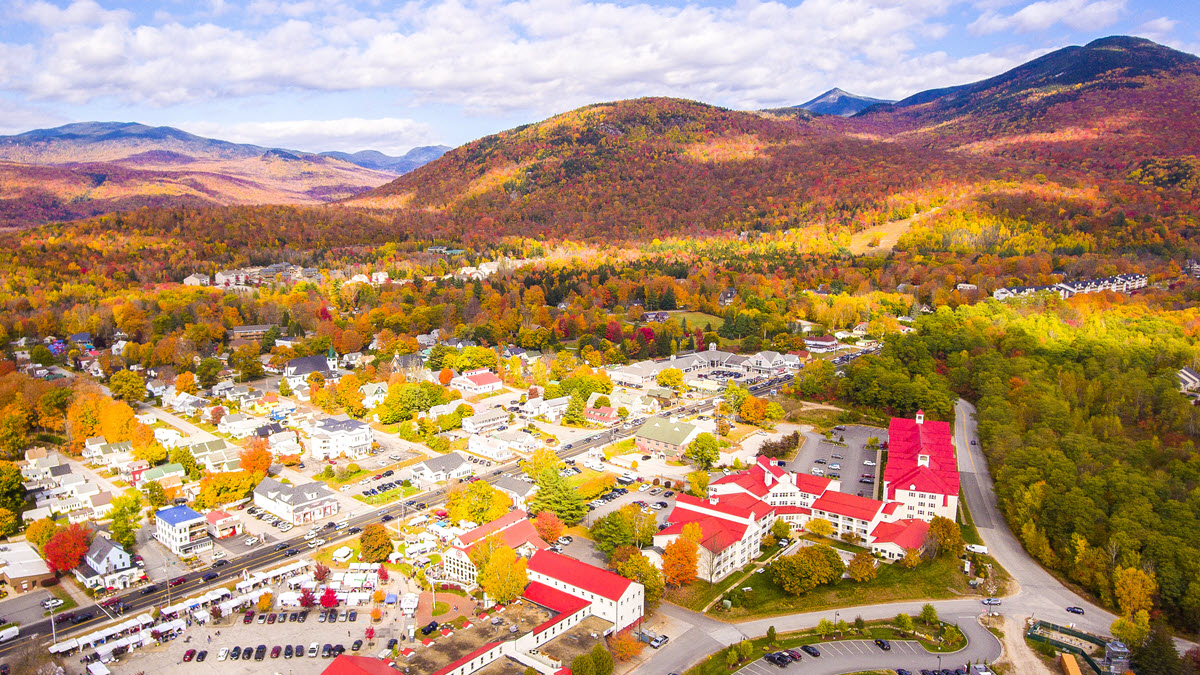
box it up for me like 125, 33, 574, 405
428, 641, 504, 675
466, 372, 502, 387
869, 518, 930, 550
657, 513, 747, 553
524, 581, 592, 635
673, 493, 772, 521
885, 416, 959, 497
456, 510, 529, 546
810, 490, 885, 522
527, 550, 633, 602
463, 518, 549, 556
322, 654, 405, 675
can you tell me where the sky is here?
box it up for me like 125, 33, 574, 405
0, 0, 1196, 155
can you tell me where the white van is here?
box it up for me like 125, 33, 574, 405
965, 544, 989, 555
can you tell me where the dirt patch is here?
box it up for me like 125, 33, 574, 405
990, 615, 1053, 675
848, 206, 941, 255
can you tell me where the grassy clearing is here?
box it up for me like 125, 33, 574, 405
671, 312, 725, 331
958, 497, 983, 546
42, 583, 78, 616
710, 555, 976, 620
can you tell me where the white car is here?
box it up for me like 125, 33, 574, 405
829, 463, 841, 470
637, 483, 651, 492
211, 550, 226, 559
42, 598, 64, 609
340, 485, 353, 492
863, 460, 877, 467
217, 648, 230, 662
244, 537, 259, 546
304, 530, 318, 540
279, 523, 293, 532
359, 477, 371, 485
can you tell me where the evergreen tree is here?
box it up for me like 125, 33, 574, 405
529, 466, 586, 524
1133, 622, 1183, 675
563, 393, 586, 426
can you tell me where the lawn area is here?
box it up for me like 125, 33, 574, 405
43, 583, 78, 616
958, 497, 983, 546
671, 311, 725, 331
603, 438, 636, 458
710, 554, 977, 620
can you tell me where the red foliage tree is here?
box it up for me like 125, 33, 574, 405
377, 565, 388, 582
320, 587, 339, 608
239, 439, 272, 476
43, 523, 91, 573
299, 587, 316, 608
313, 564, 330, 582
364, 626, 375, 641
533, 510, 565, 543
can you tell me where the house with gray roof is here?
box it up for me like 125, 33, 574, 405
409, 453, 472, 486
253, 477, 339, 525
492, 475, 539, 510
74, 536, 139, 590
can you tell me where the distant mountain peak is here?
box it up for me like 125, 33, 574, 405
796, 88, 894, 117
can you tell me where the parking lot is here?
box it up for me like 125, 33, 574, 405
739, 639, 934, 675
110, 605, 414, 674
785, 425, 887, 499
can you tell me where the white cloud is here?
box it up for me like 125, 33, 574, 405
1137, 16, 1177, 42
0, 0, 1062, 115
969, 0, 1124, 35
179, 117, 439, 155
19, 0, 130, 27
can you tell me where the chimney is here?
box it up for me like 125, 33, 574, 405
915, 410, 924, 425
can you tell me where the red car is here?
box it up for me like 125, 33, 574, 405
183, 649, 196, 662
169, 576, 187, 587
243, 611, 255, 624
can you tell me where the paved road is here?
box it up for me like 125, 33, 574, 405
140, 404, 217, 442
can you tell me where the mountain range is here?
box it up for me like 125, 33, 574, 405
0, 122, 448, 227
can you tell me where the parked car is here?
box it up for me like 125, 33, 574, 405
183, 649, 196, 662
421, 620, 439, 635
284, 645, 294, 658
800, 645, 820, 657
351, 639, 363, 651
874, 638, 890, 650
1066, 606, 1085, 615
348, 610, 358, 621
243, 611, 255, 624
196, 650, 207, 662
271, 645, 282, 658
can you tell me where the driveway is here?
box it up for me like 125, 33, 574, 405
139, 404, 217, 442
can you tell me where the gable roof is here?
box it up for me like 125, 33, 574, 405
456, 510, 528, 547
635, 416, 697, 446
86, 536, 124, 563
886, 415, 959, 497
810, 491, 885, 522
286, 354, 332, 376
657, 513, 747, 553
254, 477, 336, 506
869, 518, 930, 550
492, 475, 538, 498
527, 550, 634, 602
416, 453, 468, 474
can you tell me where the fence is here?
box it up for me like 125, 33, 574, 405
1024, 621, 1106, 675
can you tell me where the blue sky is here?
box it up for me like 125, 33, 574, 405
0, 0, 1195, 154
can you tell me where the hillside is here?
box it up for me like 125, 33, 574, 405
796, 88, 893, 116
0, 122, 438, 227
321, 146, 452, 173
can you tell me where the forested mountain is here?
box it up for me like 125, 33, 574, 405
795, 88, 893, 116
0, 123, 443, 228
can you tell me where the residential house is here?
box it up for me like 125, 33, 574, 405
718, 289, 738, 306
253, 478, 340, 525
119, 459, 150, 485
188, 439, 242, 473
307, 416, 373, 461
389, 353, 427, 381
87, 491, 115, 520
634, 417, 700, 458
492, 477, 539, 510
443, 510, 549, 585
523, 396, 569, 421
206, 509, 243, 539
152, 427, 184, 448
74, 537, 141, 591
450, 369, 505, 396
359, 382, 389, 409
82, 440, 134, 468
0, 541, 55, 593
138, 463, 186, 490
154, 506, 213, 556
466, 435, 513, 462
584, 406, 618, 426
182, 273, 210, 286
867, 518, 931, 561
1180, 367, 1200, 393
424, 400, 474, 421
217, 413, 262, 439
409, 453, 472, 486
229, 325, 274, 341
461, 408, 508, 435
493, 430, 539, 454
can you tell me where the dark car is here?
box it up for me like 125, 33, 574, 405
296, 644, 304, 657
184, 649, 196, 662
255, 644, 267, 661
267, 613, 277, 624
202, 572, 219, 582
352, 639, 363, 651
381, 514, 394, 522
421, 620, 439, 635
387, 639, 398, 650
299, 611, 309, 622
874, 638, 890, 651
53, 612, 75, 624
286, 548, 299, 556
348, 610, 358, 621
72, 612, 94, 625
784, 649, 803, 661
334, 644, 346, 655
212, 559, 230, 567
196, 650, 207, 662
140, 584, 159, 595
284, 645, 293, 658
347, 527, 362, 534
1067, 606, 1085, 615
800, 645, 820, 657
243, 611, 255, 624
275, 542, 289, 551
896, 670, 911, 675
289, 612, 299, 622
271, 645, 282, 658
763, 653, 787, 667
169, 576, 187, 587
230, 646, 242, 660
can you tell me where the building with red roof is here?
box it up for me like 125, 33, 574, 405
450, 369, 505, 396
710, 456, 840, 523
584, 406, 618, 425
653, 492, 777, 582
322, 654, 405, 675
867, 518, 931, 560
443, 510, 549, 585
205, 509, 242, 539
526, 550, 644, 633
884, 411, 959, 521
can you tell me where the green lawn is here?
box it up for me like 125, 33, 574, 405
710, 555, 976, 620
671, 311, 725, 331
43, 583, 79, 617
958, 497, 983, 546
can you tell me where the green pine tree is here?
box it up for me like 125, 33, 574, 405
529, 466, 586, 524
